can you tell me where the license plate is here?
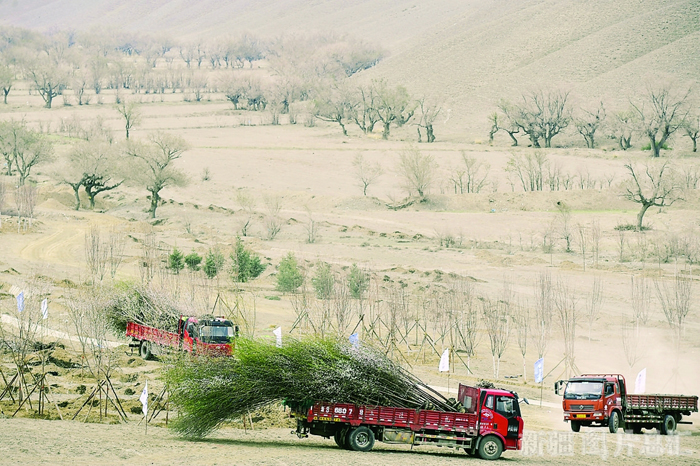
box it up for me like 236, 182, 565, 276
317, 416, 332, 421
575, 414, 586, 419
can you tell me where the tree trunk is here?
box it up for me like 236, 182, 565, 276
3, 89, 8, 104
427, 125, 435, 143
149, 190, 159, 218
70, 183, 81, 210
507, 131, 518, 146
417, 127, 422, 143
637, 203, 651, 231
382, 121, 390, 140
339, 120, 347, 136
45, 93, 52, 109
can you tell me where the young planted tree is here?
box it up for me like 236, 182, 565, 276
169, 247, 185, 274
631, 84, 690, 157
623, 161, 681, 231
125, 132, 190, 218
203, 248, 225, 280
184, 251, 203, 271
85, 224, 109, 282
554, 279, 579, 378
513, 299, 529, 381
276, 253, 304, 293
115, 100, 141, 139
230, 237, 266, 283
630, 275, 651, 325
654, 272, 693, 351
311, 262, 335, 300
585, 276, 604, 341
532, 271, 553, 360
481, 293, 511, 379
460, 152, 490, 194
352, 153, 383, 196
396, 147, 436, 199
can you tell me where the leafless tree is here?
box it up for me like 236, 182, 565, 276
556, 201, 573, 252
372, 79, 415, 139
585, 276, 604, 341
350, 84, 380, 135
459, 152, 490, 193
264, 195, 283, 240
352, 153, 383, 196
63, 140, 123, 210
577, 223, 589, 271
481, 283, 512, 378
683, 113, 699, 152
85, 224, 109, 282
513, 298, 529, 381
631, 84, 691, 157
449, 278, 480, 373
107, 227, 127, 280
631, 275, 651, 325
25, 59, 68, 108
503, 89, 571, 148
139, 225, 158, 283
621, 317, 642, 369
494, 102, 521, 146
125, 132, 190, 218
415, 96, 441, 143
115, 100, 141, 139
0, 179, 6, 228
236, 191, 256, 236
654, 272, 693, 350
314, 81, 355, 136
0, 121, 55, 184
505, 151, 547, 192
623, 161, 681, 231
0, 61, 14, 104
590, 220, 601, 267
575, 102, 606, 149
554, 278, 579, 377
610, 109, 636, 150
396, 147, 436, 198
15, 184, 38, 231
532, 271, 553, 359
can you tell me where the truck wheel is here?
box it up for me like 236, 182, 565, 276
608, 411, 620, 434
347, 426, 375, 452
659, 415, 676, 435
139, 341, 152, 360
570, 421, 581, 432
334, 428, 349, 449
477, 435, 503, 461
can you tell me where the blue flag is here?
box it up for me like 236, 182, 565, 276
349, 333, 359, 348
16, 291, 25, 313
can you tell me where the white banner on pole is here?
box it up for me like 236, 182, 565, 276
349, 333, 359, 348
534, 358, 544, 384
41, 299, 48, 320
16, 291, 24, 313
273, 326, 282, 348
140, 381, 148, 417
635, 368, 646, 394
439, 348, 450, 372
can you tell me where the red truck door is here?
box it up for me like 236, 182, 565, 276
480, 393, 521, 450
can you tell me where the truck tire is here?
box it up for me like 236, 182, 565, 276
334, 428, 349, 449
608, 411, 620, 434
570, 420, 581, 432
477, 435, 503, 461
659, 415, 676, 435
347, 426, 375, 452
139, 341, 152, 360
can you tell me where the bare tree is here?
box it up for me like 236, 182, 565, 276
481, 282, 512, 378
350, 84, 380, 135
396, 147, 436, 198
494, 102, 521, 146
585, 276, 604, 341
0, 179, 5, 228
314, 81, 355, 136
0, 121, 55, 184
532, 271, 553, 359
575, 102, 606, 149
683, 113, 699, 152
506, 151, 548, 192
0, 61, 14, 104
503, 89, 571, 148
623, 161, 681, 231
460, 152, 490, 193
513, 298, 529, 381
631, 84, 691, 157
264, 195, 283, 240
372, 79, 415, 139
25, 59, 68, 108
115, 100, 141, 139
450, 278, 480, 373
107, 227, 127, 279
631, 275, 651, 325
654, 272, 693, 350
554, 278, 578, 377
352, 153, 383, 196
610, 109, 636, 150
15, 184, 38, 231
125, 132, 190, 218
85, 224, 109, 282
621, 318, 642, 369
64, 141, 123, 210
415, 96, 441, 143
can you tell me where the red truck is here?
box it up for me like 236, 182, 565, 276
126, 315, 238, 359
291, 384, 524, 460
555, 374, 698, 435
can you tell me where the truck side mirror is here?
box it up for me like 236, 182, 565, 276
554, 380, 566, 396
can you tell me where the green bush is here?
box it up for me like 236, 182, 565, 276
276, 253, 304, 293
169, 247, 185, 274
230, 237, 266, 282
203, 249, 225, 279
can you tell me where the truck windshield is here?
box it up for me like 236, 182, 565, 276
564, 381, 603, 400
199, 325, 234, 343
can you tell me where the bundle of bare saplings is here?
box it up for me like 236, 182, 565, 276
166, 337, 457, 438
104, 284, 191, 334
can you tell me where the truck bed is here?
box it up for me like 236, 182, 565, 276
626, 394, 698, 412
307, 402, 479, 435
126, 322, 179, 347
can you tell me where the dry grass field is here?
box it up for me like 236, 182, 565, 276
0, 1, 699, 464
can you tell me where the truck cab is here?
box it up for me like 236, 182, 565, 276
179, 316, 239, 354
474, 386, 524, 453
555, 374, 626, 433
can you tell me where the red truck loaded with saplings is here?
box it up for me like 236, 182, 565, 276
290, 384, 524, 460
126, 315, 238, 359
555, 374, 698, 434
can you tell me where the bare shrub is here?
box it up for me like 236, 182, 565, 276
396, 146, 436, 198
654, 272, 693, 350
352, 153, 383, 196
264, 195, 283, 240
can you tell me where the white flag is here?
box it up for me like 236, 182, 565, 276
534, 358, 544, 383
16, 291, 24, 313
439, 348, 450, 372
140, 381, 148, 417
273, 326, 282, 348
41, 299, 48, 320
635, 368, 646, 394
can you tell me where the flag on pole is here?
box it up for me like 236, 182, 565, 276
534, 358, 544, 384
635, 368, 646, 394
41, 299, 48, 320
439, 348, 450, 372
16, 291, 24, 313
273, 327, 282, 348
349, 333, 359, 348
140, 381, 148, 417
